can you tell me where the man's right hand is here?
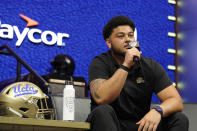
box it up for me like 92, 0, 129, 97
123, 47, 141, 68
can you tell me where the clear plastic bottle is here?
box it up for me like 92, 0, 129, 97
63, 78, 75, 121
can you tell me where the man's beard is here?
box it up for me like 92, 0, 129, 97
111, 45, 125, 57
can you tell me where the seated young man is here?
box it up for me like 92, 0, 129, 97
86, 15, 189, 131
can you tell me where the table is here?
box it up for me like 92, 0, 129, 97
0, 116, 90, 131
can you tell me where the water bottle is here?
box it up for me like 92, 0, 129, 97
63, 78, 75, 121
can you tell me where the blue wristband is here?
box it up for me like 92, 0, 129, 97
152, 106, 163, 118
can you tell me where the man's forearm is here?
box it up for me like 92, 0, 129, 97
159, 97, 183, 117
156, 85, 183, 117
90, 68, 128, 104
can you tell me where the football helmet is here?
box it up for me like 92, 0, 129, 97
0, 82, 54, 119
50, 54, 75, 76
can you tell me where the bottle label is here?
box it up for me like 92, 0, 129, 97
64, 97, 74, 112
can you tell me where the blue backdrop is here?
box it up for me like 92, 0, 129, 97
0, 0, 175, 102
178, 0, 197, 102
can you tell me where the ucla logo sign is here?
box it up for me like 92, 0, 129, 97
13, 83, 38, 97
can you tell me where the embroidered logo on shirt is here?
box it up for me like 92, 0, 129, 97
136, 77, 145, 84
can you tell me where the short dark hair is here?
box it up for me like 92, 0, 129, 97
103, 16, 135, 40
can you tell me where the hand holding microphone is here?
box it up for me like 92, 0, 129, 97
123, 41, 141, 69
127, 41, 141, 64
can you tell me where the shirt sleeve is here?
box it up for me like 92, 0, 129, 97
153, 60, 173, 94
88, 57, 110, 83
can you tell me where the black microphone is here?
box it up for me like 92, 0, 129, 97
127, 42, 140, 64
133, 56, 139, 63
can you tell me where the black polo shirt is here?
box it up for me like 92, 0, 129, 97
88, 50, 172, 121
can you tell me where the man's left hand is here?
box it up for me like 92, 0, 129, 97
136, 109, 162, 131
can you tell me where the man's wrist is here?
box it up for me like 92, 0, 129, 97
119, 64, 129, 72
152, 106, 163, 118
